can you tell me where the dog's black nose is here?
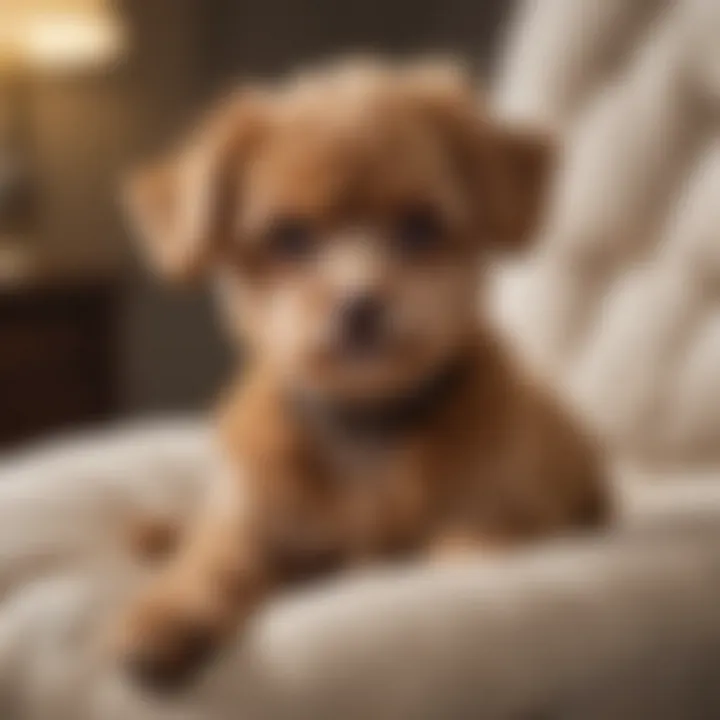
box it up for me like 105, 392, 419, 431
338, 294, 385, 351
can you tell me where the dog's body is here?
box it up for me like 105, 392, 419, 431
219, 333, 606, 566
117, 60, 610, 690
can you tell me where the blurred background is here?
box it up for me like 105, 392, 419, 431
0, 0, 508, 448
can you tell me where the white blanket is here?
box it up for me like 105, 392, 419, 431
1, 423, 720, 719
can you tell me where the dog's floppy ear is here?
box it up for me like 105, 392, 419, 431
124, 92, 269, 282
403, 63, 555, 252
475, 122, 555, 252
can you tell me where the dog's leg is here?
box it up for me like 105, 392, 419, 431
111, 471, 270, 691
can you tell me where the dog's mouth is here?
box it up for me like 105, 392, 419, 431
319, 341, 391, 374
323, 326, 411, 367
309, 329, 424, 400
335, 330, 392, 361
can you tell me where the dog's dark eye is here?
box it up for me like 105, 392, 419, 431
394, 206, 444, 256
267, 217, 315, 262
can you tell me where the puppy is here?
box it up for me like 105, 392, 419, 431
116, 59, 610, 691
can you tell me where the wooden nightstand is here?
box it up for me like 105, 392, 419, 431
0, 278, 120, 449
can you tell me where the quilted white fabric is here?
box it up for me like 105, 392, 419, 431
494, 0, 720, 466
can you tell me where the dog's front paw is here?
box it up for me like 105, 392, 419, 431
110, 588, 225, 693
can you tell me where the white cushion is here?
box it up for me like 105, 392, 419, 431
0, 423, 719, 719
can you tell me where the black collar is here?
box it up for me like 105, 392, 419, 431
289, 355, 470, 443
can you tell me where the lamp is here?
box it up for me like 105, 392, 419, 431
0, 0, 125, 280
0, 0, 124, 72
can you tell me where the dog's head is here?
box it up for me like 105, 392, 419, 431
126, 60, 553, 400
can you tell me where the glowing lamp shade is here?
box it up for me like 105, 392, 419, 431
0, 1, 124, 72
